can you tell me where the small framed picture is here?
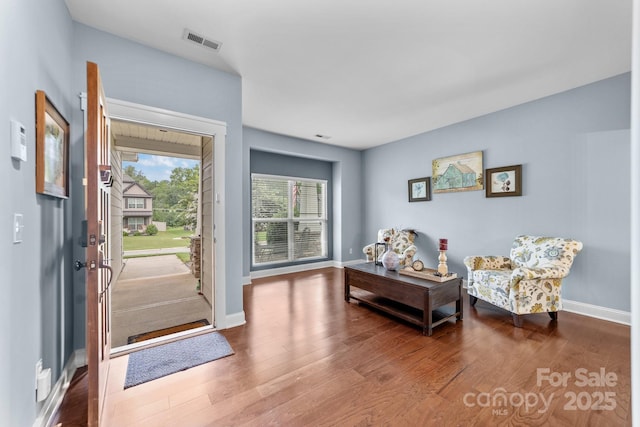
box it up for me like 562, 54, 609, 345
485, 165, 522, 198
408, 177, 431, 202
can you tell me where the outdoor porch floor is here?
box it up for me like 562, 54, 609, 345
111, 255, 212, 348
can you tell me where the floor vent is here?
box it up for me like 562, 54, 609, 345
183, 29, 222, 52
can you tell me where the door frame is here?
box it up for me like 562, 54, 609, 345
106, 97, 228, 330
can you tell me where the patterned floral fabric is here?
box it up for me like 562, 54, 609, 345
363, 228, 418, 267
464, 235, 583, 315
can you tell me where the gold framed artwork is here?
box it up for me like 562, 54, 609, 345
485, 165, 522, 198
36, 90, 69, 198
432, 151, 483, 193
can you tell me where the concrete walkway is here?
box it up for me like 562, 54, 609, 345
123, 246, 189, 257
118, 254, 191, 281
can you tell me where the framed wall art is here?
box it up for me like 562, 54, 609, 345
36, 90, 69, 199
408, 177, 431, 202
432, 150, 483, 194
485, 164, 522, 198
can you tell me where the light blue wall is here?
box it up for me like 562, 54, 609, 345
363, 73, 631, 311
0, 0, 74, 424
243, 127, 363, 277
0, 2, 631, 424
70, 24, 244, 343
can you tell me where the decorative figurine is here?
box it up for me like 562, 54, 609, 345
438, 238, 448, 276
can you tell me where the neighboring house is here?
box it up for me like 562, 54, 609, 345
122, 174, 153, 232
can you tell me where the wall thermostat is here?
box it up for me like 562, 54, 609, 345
11, 119, 27, 161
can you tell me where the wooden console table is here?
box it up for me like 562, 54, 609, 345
344, 263, 462, 336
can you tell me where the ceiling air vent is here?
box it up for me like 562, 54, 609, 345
183, 29, 222, 52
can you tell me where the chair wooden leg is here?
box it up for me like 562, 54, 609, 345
548, 311, 558, 321
469, 295, 478, 306
511, 313, 523, 327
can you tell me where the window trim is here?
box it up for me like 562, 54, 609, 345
127, 217, 145, 230
251, 173, 328, 267
126, 197, 145, 209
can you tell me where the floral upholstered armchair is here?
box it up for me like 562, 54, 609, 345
463, 235, 583, 327
363, 228, 418, 267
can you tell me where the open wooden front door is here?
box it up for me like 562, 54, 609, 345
86, 61, 112, 427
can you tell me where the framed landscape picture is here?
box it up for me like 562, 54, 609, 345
408, 177, 431, 202
432, 151, 483, 193
485, 164, 522, 198
36, 90, 69, 199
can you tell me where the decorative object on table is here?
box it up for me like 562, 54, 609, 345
399, 267, 458, 283
363, 228, 418, 267
432, 151, 483, 194
485, 164, 522, 198
381, 244, 400, 271
463, 235, 583, 327
412, 259, 424, 271
374, 242, 386, 266
35, 90, 70, 199
408, 177, 431, 202
437, 238, 448, 276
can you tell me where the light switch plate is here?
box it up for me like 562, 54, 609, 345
13, 213, 23, 243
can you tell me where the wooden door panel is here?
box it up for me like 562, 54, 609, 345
86, 61, 111, 427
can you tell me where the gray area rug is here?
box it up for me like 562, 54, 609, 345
124, 332, 234, 388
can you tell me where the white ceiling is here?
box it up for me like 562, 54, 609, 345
65, 0, 632, 150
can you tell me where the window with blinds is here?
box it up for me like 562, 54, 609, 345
127, 217, 145, 230
252, 174, 327, 266
127, 197, 145, 209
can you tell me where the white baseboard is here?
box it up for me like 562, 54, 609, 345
74, 348, 87, 367
250, 260, 336, 279
33, 349, 86, 427
249, 259, 366, 280
563, 299, 630, 325
464, 283, 628, 325
225, 311, 246, 329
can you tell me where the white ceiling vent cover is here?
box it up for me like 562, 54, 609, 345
183, 29, 222, 52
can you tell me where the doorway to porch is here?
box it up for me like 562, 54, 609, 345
107, 116, 217, 352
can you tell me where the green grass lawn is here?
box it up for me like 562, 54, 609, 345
175, 252, 191, 263
123, 227, 194, 251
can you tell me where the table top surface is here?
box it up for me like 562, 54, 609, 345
345, 262, 460, 289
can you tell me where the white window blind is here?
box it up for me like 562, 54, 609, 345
127, 217, 145, 230
127, 198, 145, 209
252, 174, 327, 266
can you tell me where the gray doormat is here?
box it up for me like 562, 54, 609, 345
124, 331, 234, 388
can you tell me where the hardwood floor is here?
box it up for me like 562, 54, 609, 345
50, 366, 89, 427
54, 267, 630, 426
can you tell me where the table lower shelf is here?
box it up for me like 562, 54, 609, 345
348, 288, 458, 332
